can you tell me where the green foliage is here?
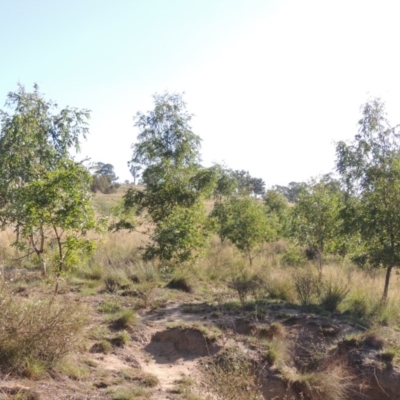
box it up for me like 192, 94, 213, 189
131, 92, 201, 169
212, 165, 238, 199
14, 161, 101, 271
125, 92, 217, 265
91, 162, 120, 194
291, 176, 343, 269
111, 331, 130, 347
336, 98, 400, 300
0, 84, 102, 273
125, 163, 217, 225
345, 291, 370, 319
112, 309, 137, 329
231, 170, 265, 196
98, 300, 122, 314
212, 196, 276, 264
272, 181, 307, 203
280, 245, 307, 267
264, 190, 290, 236
0, 84, 89, 188
144, 203, 212, 265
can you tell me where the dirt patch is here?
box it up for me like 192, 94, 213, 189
148, 327, 221, 358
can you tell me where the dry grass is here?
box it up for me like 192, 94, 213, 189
89, 230, 147, 271
202, 347, 264, 400
0, 286, 86, 374
284, 364, 354, 400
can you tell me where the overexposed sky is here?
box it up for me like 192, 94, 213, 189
1, 0, 400, 187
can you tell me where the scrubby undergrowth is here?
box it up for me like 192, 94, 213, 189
1, 228, 400, 399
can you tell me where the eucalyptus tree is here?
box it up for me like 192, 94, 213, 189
231, 170, 266, 196
13, 160, 102, 272
126, 92, 217, 265
211, 196, 276, 265
336, 98, 400, 300
290, 177, 343, 272
0, 84, 101, 274
264, 189, 290, 237
273, 181, 307, 203
91, 162, 120, 194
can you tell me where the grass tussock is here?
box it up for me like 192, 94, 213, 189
202, 347, 264, 400
169, 377, 202, 400
166, 275, 193, 293
112, 309, 137, 330
0, 287, 86, 374
290, 365, 354, 400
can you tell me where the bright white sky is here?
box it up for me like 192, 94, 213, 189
1, 0, 400, 187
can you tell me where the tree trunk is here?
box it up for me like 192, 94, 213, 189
382, 266, 393, 302
41, 261, 47, 277
317, 248, 323, 278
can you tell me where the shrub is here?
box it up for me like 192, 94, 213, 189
320, 281, 349, 312
267, 273, 296, 302
292, 267, 320, 305
166, 276, 193, 293
136, 282, 158, 308
281, 245, 307, 267
0, 288, 86, 373
228, 273, 265, 308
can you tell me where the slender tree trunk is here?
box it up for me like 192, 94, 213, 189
317, 247, 323, 279
382, 266, 393, 302
53, 226, 64, 272
30, 233, 46, 277
41, 261, 47, 277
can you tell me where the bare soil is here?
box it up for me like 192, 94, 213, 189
1, 278, 400, 400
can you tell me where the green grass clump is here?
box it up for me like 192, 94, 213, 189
112, 309, 137, 329
104, 270, 132, 293
56, 356, 89, 380
111, 331, 130, 347
320, 280, 349, 312
91, 340, 113, 354
98, 299, 122, 314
